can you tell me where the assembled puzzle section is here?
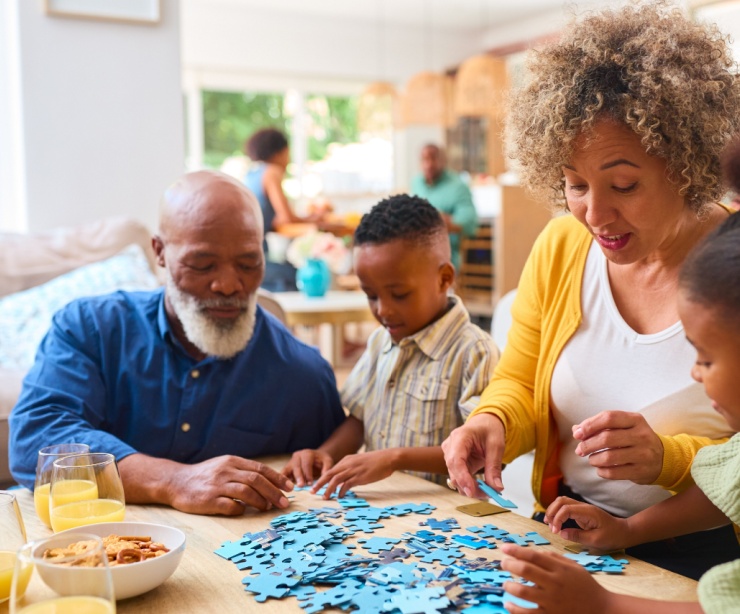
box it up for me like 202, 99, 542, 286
215, 491, 630, 612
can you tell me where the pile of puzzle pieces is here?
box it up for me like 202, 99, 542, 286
214, 489, 628, 613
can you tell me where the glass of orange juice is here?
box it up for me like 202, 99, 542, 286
49, 453, 125, 533
10, 533, 115, 613
0, 491, 28, 604
34, 444, 90, 528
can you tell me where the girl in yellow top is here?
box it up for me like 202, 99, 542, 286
443, 2, 740, 579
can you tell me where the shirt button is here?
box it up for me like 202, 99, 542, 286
181, 423, 191, 432
388, 380, 395, 388
191, 370, 200, 379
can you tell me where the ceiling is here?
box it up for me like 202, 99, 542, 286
212, 0, 615, 31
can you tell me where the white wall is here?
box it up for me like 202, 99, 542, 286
0, 1, 26, 232
181, 0, 485, 92
0, 0, 185, 233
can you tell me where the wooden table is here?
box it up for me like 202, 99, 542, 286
273, 291, 376, 366
11, 461, 697, 613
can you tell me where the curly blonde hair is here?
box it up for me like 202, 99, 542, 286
506, 2, 740, 212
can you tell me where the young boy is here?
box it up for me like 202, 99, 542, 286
282, 194, 498, 496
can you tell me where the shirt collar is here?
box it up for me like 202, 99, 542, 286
380, 295, 469, 360
155, 287, 171, 341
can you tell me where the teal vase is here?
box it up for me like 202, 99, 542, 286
296, 258, 331, 297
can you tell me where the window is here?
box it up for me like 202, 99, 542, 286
199, 89, 393, 211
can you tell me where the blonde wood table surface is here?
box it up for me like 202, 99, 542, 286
11, 460, 697, 613
273, 291, 376, 366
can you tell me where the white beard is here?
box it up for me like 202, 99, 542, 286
165, 271, 257, 359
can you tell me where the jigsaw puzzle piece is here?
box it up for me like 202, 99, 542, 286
452, 534, 497, 550
242, 571, 299, 602
476, 480, 518, 509
383, 585, 450, 614
419, 517, 460, 532
358, 536, 402, 554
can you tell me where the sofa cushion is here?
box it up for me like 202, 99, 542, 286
0, 217, 156, 298
0, 244, 159, 371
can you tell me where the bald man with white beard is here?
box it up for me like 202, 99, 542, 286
9, 171, 345, 516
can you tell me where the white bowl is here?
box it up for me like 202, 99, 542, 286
44, 522, 186, 600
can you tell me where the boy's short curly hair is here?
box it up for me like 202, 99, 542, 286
245, 128, 289, 162
354, 194, 446, 247
506, 1, 740, 213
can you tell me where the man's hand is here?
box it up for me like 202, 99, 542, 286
500, 544, 612, 614
120, 454, 294, 516
311, 450, 397, 499
573, 411, 664, 484
543, 496, 631, 551
441, 413, 507, 498
281, 449, 334, 487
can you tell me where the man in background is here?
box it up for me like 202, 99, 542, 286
411, 143, 478, 270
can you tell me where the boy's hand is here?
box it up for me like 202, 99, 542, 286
311, 450, 396, 499
544, 496, 630, 551
281, 449, 334, 487
500, 544, 611, 614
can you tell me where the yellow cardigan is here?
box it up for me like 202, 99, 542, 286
470, 214, 728, 512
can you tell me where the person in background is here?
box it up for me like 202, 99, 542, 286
243, 127, 325, 291
9, 170, 345, 516
281, 195, 498, 495
500, 213, 740, 614
442, 2, 740, 579
411, 144, 478, 270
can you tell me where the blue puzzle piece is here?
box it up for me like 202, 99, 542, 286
403, 530, 448, 543
418, 546, 465, 565
338, 497, 368, 508
383, 586, 450, 614
467, 524, 510, 540
503, 531, 549, 546
343, 518, 384, 533
242, 571, 299, 602
299, 579, 363, 613
452, 534, 497, 550
348, 585, 399, 614
420, 517, 460, 532
344, 506, 390, 522
383, 502, 436, 516
476, 480, 518, 509
358, 536, 402, 554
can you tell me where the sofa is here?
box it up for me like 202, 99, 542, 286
0, 217, 159, 487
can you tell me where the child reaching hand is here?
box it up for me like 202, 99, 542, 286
282, 195, 498, 496
500, 213, 740, 614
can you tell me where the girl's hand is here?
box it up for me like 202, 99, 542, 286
501, 544, 611, 614
544, 496, 631, 551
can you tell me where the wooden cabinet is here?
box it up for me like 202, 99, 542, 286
458, 185, 553, 318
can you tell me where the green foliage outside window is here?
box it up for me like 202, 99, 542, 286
201, 90, 359, 169
305, 95, 359, 161
202, 91, 288, 169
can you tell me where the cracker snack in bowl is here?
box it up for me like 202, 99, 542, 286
52, 522, 186, 600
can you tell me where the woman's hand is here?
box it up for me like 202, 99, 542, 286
543, 496, 631, 551
573, 411, 664, 484
442, 413, 507, 498
281, 449, 334, 487
501, 544, 611, 614
310, 450, 397, 499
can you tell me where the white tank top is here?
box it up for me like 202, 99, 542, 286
550, 241, 733, 517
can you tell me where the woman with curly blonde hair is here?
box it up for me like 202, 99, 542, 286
443, 1, 740, 581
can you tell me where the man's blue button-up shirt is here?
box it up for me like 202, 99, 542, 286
9, 289, 345, 488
